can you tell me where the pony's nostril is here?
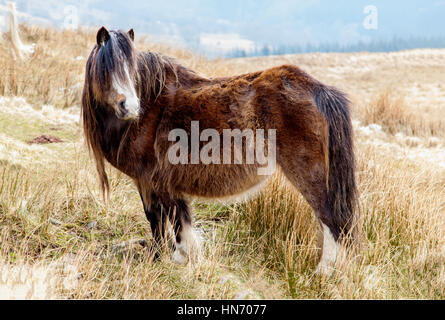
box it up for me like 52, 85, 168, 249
118, 99, 127, 113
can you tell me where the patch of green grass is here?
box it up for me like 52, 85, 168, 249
0, 112, 79, 143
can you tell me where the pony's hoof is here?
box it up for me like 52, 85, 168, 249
172, 249, 188, 265
314, 264, 335, 277
171, 226, 202, 265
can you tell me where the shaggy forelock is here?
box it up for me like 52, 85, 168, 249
90, 30, 136, 93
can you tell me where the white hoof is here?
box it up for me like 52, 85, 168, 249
315, 263, 335, 277
172, 249, 188, 265
171, 224, 202, 265
315, 223, 340, 276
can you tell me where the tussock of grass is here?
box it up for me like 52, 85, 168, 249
361, 89, 445, 137
0, 26, 444, 299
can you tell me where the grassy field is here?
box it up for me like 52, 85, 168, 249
0, 25, 444, 299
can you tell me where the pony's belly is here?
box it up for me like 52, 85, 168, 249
182, 169, 271, 203
200, 177, 271, 203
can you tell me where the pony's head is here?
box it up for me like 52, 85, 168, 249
86, 27, 140, 121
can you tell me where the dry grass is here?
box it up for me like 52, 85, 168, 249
360, 89, 445, 137
0, 26, 444, 299
0, 25, 228, 109
0, 25, 88, 108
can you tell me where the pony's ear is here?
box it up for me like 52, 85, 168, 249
128, 29, 135, 42
97, 26, 110, 46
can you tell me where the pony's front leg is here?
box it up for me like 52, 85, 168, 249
138, 192, 171, 258
168, 199, 202, 265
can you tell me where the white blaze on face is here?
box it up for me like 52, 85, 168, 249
112, 64, 140, 119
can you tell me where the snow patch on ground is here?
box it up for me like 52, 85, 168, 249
0, 257, 80, 299
354, 121, 445, 169
0, 96, 80, 125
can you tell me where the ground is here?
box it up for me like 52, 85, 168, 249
0, 26, 444, 299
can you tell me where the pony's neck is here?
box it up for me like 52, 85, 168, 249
175, 64, 211, 88
136, 51, 210, 101
96, 107, 130, 165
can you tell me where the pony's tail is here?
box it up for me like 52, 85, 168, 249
313, 84, 359, 244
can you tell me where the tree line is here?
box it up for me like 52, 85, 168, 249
228, 35, 445, 58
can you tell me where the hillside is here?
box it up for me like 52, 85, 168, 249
0, 26, 444, 299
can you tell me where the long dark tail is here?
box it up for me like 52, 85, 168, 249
313, 84, 359, 243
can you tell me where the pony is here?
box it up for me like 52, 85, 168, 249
81, 27, 358, 274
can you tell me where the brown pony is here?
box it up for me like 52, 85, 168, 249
82, 27, 358, 274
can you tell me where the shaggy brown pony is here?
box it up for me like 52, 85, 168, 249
82, 27, 358, 274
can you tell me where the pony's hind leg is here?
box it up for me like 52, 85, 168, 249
278, 144, 343, 276
281, 161, 341, 275
316, 221, 340, 275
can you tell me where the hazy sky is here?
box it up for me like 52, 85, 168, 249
5, 0, 445, 48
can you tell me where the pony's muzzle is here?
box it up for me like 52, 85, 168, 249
118, 98, 128, 116
118, 98, 139, 120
